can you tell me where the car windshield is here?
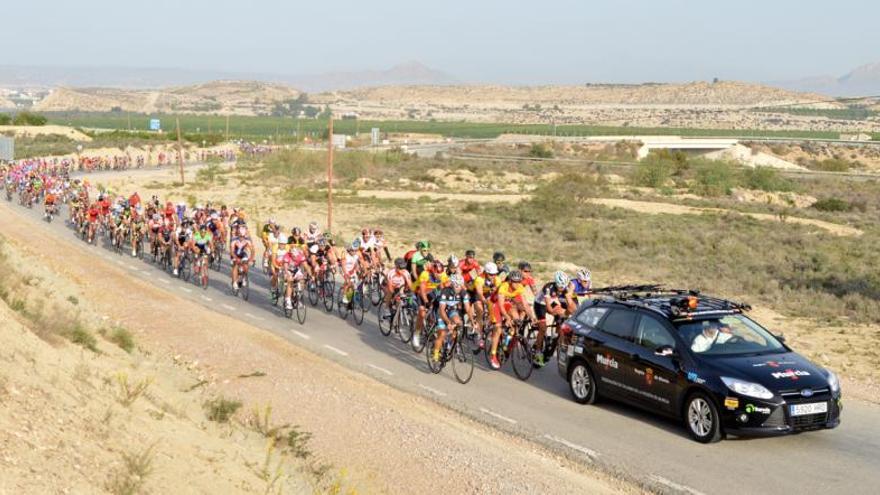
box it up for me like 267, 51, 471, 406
677, 314, 785, 356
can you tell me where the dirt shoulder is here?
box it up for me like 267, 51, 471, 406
0, 203, 632, 493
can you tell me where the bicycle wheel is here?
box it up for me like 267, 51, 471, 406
241, 273, 250, 301
398, 306, 413, 344
426, 331, 443, 374
201, 263, 209, 290
452, 337, 476, 384
510, 337, 534, 381
352, 287, 366, 326
295, 292, 307, 324
307, 279, 318, 306
369, 275, 382, 307
182, 257, 192, 282
377, 302, 393, 336
322, 280, 335, 312
412, 313, 432, 353
336, 286, 349, 319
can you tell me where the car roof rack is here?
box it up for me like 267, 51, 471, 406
590, 284, 751, 320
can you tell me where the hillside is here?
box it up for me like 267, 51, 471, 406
35, 81, 300, 115
775, 61, 880, 97
319, 81, 830, 107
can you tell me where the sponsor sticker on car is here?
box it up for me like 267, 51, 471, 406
724, 397, 739, 410
790, 402, 828, 416
771, 369, 811, 380
596, 354, 618, 370
745, 404, 771, 415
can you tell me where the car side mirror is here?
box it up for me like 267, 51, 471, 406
775, 333, 786, 343
654, 345, 677, 357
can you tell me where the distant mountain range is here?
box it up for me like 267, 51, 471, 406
0, 61, 458, 93
773, 62, 880, 98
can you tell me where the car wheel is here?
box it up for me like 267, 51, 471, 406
685, 392, 723, 443
568, 361, 597, 405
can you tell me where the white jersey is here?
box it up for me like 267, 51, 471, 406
342, 252, 360, 274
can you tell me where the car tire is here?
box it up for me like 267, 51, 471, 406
568, 360, 597, 405
684, 392, 723, 443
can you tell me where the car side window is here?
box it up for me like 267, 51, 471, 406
575, 306, 608, 328
598, 309, 636, 341
636, 315, 676, 350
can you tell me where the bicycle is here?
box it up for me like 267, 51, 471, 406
337, 272, 366, 325
211, 237, 225, 271
193, 251, 210, 289
366, 267, 385, 307
282, 277, 307, 324
484, 319, 535, 380
177, 249, 193, 282
425, 320, 476, 384
231, 263, 250, 301
412, 305, 438, 354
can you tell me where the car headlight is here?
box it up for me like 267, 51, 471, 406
721, 376, 774, 400
826, 370, 840, 393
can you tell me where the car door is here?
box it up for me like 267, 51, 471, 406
628, 313, 680, 413
591, 308, 639, 400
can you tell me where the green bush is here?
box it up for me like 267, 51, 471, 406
108, 326, 136, 353
633, 159, 673, 188
0, 114, 11, 125
12, 112, 48, 126
691, 160, 737, 197
528, 143, 554, 158
811, 198, 853, 212
741, 167, 795, 192
204, 397, 242, 423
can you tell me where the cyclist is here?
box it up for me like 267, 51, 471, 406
230, 224, 254, 290
192, 223, 213, 275
340, 241, 363, 306
493, 251, 510, 276
408, 240, 431, 278
43, 190, 57, 218
383, 257, 413, 306
533, 271, 573, 366
147, 213, 163, 257
412, 259, 448, 348
571, 268, 593, 305
431, 274, 467, 365
488, 269, 536, 370
281, 244, 309, 310
173, 219, 193, 276
270, 234, 289, 300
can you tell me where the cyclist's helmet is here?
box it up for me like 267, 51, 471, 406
309, 244, 319, 254
348, 241, 359, 252
291, 226, 301, 236
199, 223, 208, 231
447, 254, 459, 266
576, 268, 592, 282
268, 218, 276, 225
493, 251, 505, 263
508, 270, 524, 283
518, 261, 532, 272
554, 271, 570, 289
308, 221, 318, 232
465, 249, 476, 258
374, 229, 384, 237
484, 262, 499, 275
394, 257, 407, 269
431, 260, 444, 273
450, 274, 465, 287
416, 240, 430, 250
351, 238, 361, 250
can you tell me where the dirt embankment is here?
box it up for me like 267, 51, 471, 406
0, 202, 630, 493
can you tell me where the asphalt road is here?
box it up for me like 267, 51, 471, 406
4, 186, 879, 495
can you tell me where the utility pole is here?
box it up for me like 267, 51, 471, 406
176, 117, 185, 184
327, 115, 334, 234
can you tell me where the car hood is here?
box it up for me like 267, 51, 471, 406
700, 352, 830, 392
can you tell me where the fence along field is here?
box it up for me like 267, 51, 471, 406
45, 112, 848, 142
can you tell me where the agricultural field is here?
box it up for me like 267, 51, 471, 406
43, 112, 847, 142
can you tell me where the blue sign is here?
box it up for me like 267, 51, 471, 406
149, 119, 161, 131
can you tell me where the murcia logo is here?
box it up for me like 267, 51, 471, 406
771, 369, 811, 380
645, 367, 654, 386
596, 354, 618, 370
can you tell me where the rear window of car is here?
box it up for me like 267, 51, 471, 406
599, 309, 636, 341
575, 306, 608, 328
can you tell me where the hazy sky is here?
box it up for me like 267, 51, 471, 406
2, 0, 878, 84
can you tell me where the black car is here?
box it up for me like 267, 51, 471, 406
556, 286, 842, 443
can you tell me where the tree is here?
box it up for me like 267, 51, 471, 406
0, 113, 11, 125
12, 112, 48, 126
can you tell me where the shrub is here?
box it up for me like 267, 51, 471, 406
633, 158, 673, 188
108, 326, 135, 353
809, 158, 850, 172
691, 160, 736, 196
528, 143, 554, 158
741, 167, 795, 192
0, 114, 11, 125
204, 397, 242, 423
106, 443, 157, 495
12, 112, 48, 126
811, 198, 853, 212
68, 325, 99, 352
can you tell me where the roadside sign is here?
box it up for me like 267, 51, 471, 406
0, 136, 13, 161
371, 127, 380, 146
149, 118, 161, 131
332, 134, 347, 149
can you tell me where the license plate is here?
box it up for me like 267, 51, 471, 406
790, 402, 828, 416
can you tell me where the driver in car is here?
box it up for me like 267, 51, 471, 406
690, 321, 733, 353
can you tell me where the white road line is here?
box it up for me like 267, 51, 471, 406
178, 286, 192, 293
127, 264, 139, 270
245, 312, 264, 321
115, 260, 125, 266
542, 434, 599, 460
367, 364, 393, 376
479, 407, 517, 425
650, 475, 707, 495
158, 279, 171, 285
418, 384, 447, 397
140, 272, 152, 278
291, 330, 311, 340
200, 295, 213, 302
323, 345, 349, 357
221, 303, 235, 311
